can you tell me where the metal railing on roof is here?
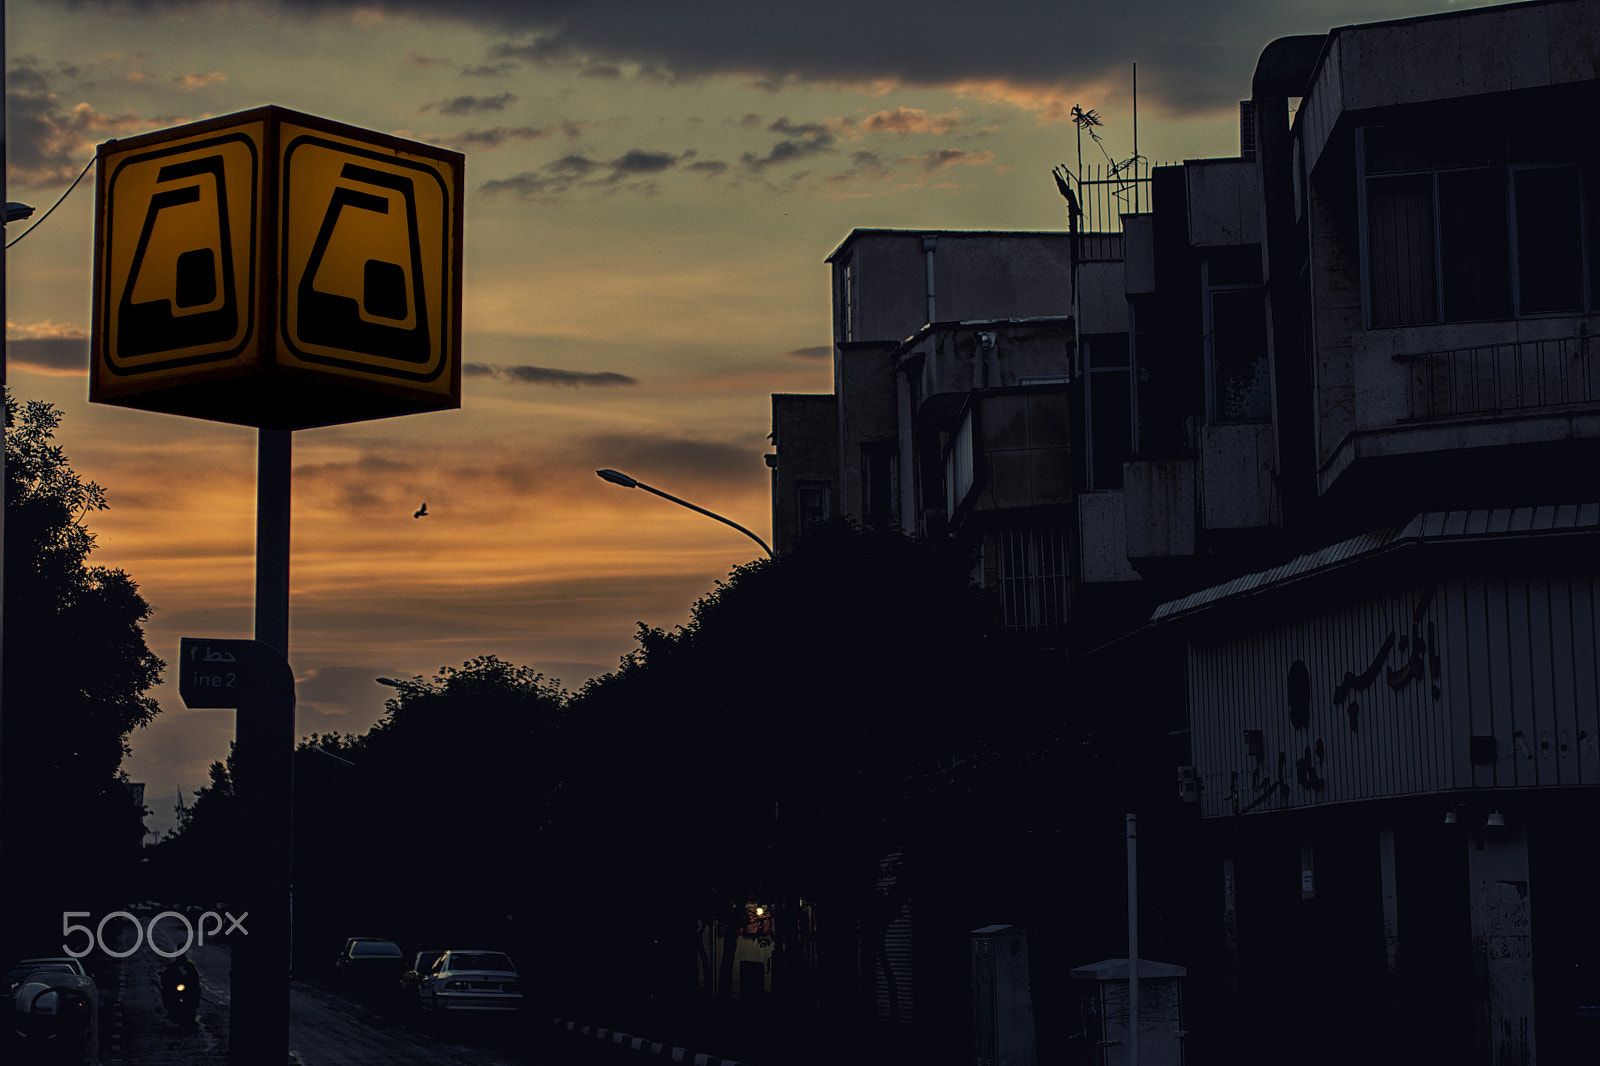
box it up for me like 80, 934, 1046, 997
1070, 161, 1151, 261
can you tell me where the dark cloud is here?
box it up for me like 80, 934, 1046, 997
6, 58, 154, 187
348, 1, 1468, 115
910, 147, 996, 174
428, 92, 517, 115
584, 432, 765, 486
479, 148, 711, 200
439, 125, 554, 151
7, 337, 89, 375
610, 149, 677, 177
781, 346, 831, 361
741, 123, 836, 172
768, 117, 833, 139
405, 51, 454, 69
32, 1, 1464, 117
469, 363, 638, 386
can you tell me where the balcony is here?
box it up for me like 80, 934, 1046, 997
1319, 324, 1600, 501
1394, 334, 1600, 422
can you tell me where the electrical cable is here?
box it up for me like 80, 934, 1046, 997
7, 155, 95, 249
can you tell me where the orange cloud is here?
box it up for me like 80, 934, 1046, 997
862, 107, 964, 136
173, 72, 227, 90
950, 77, 1122, 124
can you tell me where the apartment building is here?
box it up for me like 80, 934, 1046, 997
1095, 3, 1600, 1062
769, 2, 1600, 1061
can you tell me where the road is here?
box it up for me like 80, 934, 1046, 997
87, 922, 548, 1065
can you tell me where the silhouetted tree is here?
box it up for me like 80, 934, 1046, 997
1, 394, 163, 954
142, 752, 240, 908
556, 518, 1020, 1025
291, 658, 567, 970
148, 656, 569, 975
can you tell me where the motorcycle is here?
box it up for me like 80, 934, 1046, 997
159, 958, 201, 1027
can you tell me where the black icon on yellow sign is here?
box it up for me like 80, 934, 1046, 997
96, 129, 259, 378
295, 162, 429, 365
118, 154, 240, 357
279, 131, 454, 386
92, 107, 461, 430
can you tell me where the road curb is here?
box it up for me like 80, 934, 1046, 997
555, 1018, 749, 1066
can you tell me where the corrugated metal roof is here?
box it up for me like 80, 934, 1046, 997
1151, 504, 1600, 624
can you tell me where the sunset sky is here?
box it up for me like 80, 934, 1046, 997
6, 0, 1473, 835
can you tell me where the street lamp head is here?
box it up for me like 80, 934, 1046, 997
596, 468, 639, 488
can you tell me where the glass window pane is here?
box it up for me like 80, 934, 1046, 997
1367, 174, 1438, 326
1515, 167, 1583, 314
1088, 368, 1130, 489
1210, 289, 1271, 423
1438, 168, 1510, 321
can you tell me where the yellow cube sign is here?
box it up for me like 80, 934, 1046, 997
92, 106, 462, 429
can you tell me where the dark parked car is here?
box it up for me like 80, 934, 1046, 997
398, 949, 445, 1007
333, 938, 405, 994
5, 957, 98, 1056
418, 950, 522, 1014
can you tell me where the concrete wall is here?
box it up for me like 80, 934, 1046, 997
770, 393, 839, 553
1186, 159, 1261, 247
830, 230, 1073, 347
1186, 569, 1600, 819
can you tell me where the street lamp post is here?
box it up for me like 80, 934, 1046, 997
596, 469, 772, 558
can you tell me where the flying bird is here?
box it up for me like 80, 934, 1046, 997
414, 502, 428, 518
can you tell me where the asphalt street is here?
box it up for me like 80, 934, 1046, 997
83, 921, 543, 1066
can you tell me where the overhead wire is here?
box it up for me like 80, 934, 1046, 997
7, 155, 95, 249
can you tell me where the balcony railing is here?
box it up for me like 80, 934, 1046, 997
1073, 162, 1151, 261
1394, 334, 1599, 422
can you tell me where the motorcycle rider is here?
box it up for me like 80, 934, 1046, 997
160, 955, 201, 1024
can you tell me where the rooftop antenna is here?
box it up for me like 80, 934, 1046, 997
1071, 103, 1103, 193
1058, 68, 1147, 228
1133, 63, 1139, 212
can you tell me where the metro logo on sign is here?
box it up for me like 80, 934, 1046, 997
279, 124, 454, 387
97, 126, 262, 377
92, 107, 462, 430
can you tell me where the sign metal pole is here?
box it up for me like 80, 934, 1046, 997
178, 637, 293, 1066
249, 427, 292, 1064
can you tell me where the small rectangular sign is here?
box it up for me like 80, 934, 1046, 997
179, 637, 262, 708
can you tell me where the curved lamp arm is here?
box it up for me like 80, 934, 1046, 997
596, 469, 773, 558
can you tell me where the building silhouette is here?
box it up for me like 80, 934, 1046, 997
769, 1, 1600, 1062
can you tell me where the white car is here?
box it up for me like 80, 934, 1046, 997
418, 950, 522, 1013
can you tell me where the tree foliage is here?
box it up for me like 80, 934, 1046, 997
153, 517, 1081, 1031
2, 394, 164, 945
155, 655, 571, 973
554, 518, 1024, 1013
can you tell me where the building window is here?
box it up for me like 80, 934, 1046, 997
1203, 247, 1270, 425
839, 257, 858, 342
862, 440, 899, 522
1362, 124, 1593, 326
1083, 332, 1133, 488
944, 408, 974, 519
996, 524, 1071, 639
797, 482, 830, 533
